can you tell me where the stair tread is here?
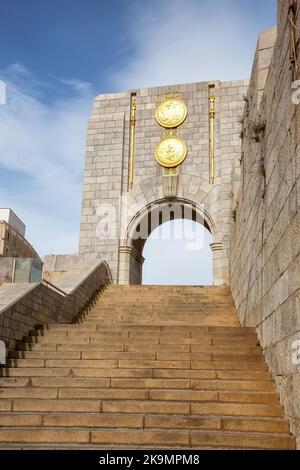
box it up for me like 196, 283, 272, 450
0, 284, 295, 450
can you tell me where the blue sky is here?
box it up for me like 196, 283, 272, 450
143, 220, 213, 285
0, 0, 276, 284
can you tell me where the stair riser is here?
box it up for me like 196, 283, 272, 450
0, 414, 289, 434
0, 377, 274, 391
8, 356, 269, 369
10, 351, 264, 362
0, 285, 294, 450
2, 367, 271, 380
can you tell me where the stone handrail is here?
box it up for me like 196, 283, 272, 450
0, 260, 112, 355
41, 279, 68, 296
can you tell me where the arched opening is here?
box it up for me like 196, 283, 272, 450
142, 219, 213, 285
119, 198, 224, 286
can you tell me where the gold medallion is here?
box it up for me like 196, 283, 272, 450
155, 97, 187, 128
155, 135, 187, 168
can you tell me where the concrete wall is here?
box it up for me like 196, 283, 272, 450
43, 254, 81, 284
0, 260, 111, 354
230, 0, 300, 447
0, 221, 38, 259
0, 209, 26, 237
79, 80, 248, 284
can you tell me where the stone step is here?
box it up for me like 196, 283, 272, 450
93, 298, 234, 302
31, 328, 254, 337
109, 378, 274, 391
88, 352, 263, 362
99, 299, 233, 302
30, 325, 257, 334
190, 402, 283, 417
0, 413, 288, 434
10, 351, 264, 363
105, 285, 230, 289
2, 367, 271, 380
85, 303, 235, 308
27, 336, 259, 347
190, 379, 274, 391
189, 432, 295, 450
0, 413, 142, 429
43, 324, 247, 333
0, 387, 278, 403
90, 301, 235, 305
0, 388, 59, 399
93, 429, 295, 449
11, 399, 102, 413
0, 378, 30, 387
2, 367, 155, 378
97, 306, 232, 311
32, 377, 190, 389
0, 429, 90, 444
14, 345, 262, 356
88, 305, 236, 310
7, 357, 269, 370
144, 415, 289, 433
87, 311, 236, 317
99, 400, 284, 417
11, 351, 156, 361
0, 428, 293, 449
147, 390, 278, 404
99, 298, 232, 303
152, 369, 271, 380
0, 388, 150, 400
88, 310, 236, 315
103, 319, 238, 324
0, 284, 294, 450
98, 292, 233, 296
22, 336, 259, 348
29, 377, 273, 392
115, 360, 267, 370
3, 398, 285, 417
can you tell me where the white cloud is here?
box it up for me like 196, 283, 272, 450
143, 220, 213, 285
111, 0, 262, 284
0, 65, 93, 255
112, 0, 261, 90
59, 78, 93, 94
0, 1, 272, 282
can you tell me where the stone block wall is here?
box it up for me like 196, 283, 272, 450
0, 221, 39, 259
79, 80, 248, 284
0, 260, 111, 354
230, 0, 300, 446
43, 254, 81, 283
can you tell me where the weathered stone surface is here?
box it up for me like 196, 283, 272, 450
230, 0, 300, 449
79, 78, 248, 285
0, 284, 294, 449
0, 261, 111, 353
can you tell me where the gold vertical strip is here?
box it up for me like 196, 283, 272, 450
129, 97, 136, 190
209, 89, 216, 185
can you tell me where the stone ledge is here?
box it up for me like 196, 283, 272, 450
0, 284, 38, 314
0, 260, 112, 354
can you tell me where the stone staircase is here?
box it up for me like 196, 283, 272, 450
0, 285, 295, 449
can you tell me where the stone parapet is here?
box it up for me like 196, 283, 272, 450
0, 260, 111, 354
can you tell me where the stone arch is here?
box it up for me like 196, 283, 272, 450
125, 197, 220, 248
118, 191, 224, 285
127, 173, 214, 210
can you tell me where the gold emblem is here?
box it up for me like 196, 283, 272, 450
155, 133, 187, 168
155, 97, 187, 128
